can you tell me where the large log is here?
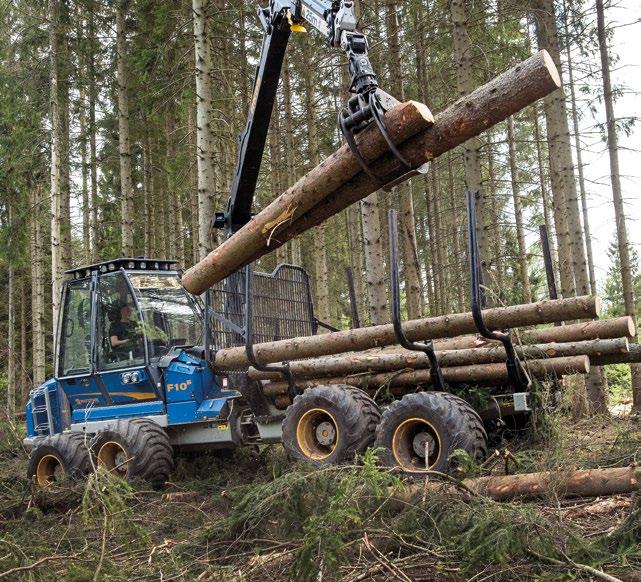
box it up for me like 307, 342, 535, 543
183, 51, 560, 294
400, 467, 639, 502
248, 338, 628, 381
237, 51, 562, 262
520, 316, 636, 344
591, 343, 641, 365
182, 102, 434, 294
213, 296, 600, 370
261, 356, 591, 397
424, 317, 635, 353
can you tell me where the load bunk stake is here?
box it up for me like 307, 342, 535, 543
465, 191, 532, 392
388, 209, 446, 391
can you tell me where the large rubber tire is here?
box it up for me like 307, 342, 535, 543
374, 392, 487, 475
27, 432, 93, 487
93, 419, 174, 489
282, 386, 381, 465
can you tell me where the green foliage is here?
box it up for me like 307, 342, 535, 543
602, 239, 641, 318
606, 364, 632, 406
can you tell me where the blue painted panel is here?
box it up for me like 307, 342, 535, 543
25, 400, 35, 437
167, 400, 198, 424
97, 367, 158, 405
196, 397, 228, 419
71, 400, 165, 422
60, 375, 108, 410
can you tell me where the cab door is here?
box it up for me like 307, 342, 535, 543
94, 271, 159, 405
56, 276, 106, 410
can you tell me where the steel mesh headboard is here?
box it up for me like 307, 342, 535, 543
207, 264, 318, 350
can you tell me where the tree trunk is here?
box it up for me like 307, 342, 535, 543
386, 1, 423, 319
193, 0, 216, 260
188, 105, 200, 265
592, 343, 641, 366
88, 0, 99, 262
262, 356, 590, 396
361, 192, 389, 325
183, 52, 560, 294
302, 38, 330, 325
213, 295, 599, 369
31, 186, 47, 388
7, 209, 16, 417
450, 0, 491, 290
249, 339, 626, 382
400, 467, 639, 502
532, 104, 559, 275
49, 0, 67, 328
507, 116, 532, 303
520, 316, 635, 344
532, 0, 589, 297
116, 1, 134, 256
596, 0, 641, 409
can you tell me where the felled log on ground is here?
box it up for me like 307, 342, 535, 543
400, 466, 639, 502
248, 338, 627, 381
262, 355, 591, 398
183, 50, 560, 294
213, 296, 600, 370
591, 343, 641, 366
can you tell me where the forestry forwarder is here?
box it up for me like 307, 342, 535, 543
23, 1, 528, 488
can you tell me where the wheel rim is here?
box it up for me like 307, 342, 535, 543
296, 408, 340, 461
35, 454, 64, 486
97, 441, 129, 477
391, 418, 442, 472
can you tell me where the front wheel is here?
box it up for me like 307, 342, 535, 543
27, 432, 92, 487
374, 392, 487, 475
282, 386, 381, 465
93, 419, 174, 489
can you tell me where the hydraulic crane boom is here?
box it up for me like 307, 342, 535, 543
214, 0, 399, 234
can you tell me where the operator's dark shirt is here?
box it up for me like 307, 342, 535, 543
109, 320, 140, 354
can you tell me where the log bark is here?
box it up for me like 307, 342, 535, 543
591, 343, 641, 366
182, 101, 434, 293
249, 51, 561, 261
427, 316, 634, 351
262, 356, 590, 397
213, 295, 600, 370
521, 316, 636, 344
183, 51, 560, 294
248, 338, 627, 382
401, 466, 639, 502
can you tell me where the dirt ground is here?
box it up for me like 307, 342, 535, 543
0, 414, 639, 581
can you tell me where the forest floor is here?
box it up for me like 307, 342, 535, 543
0, 413, 640, 581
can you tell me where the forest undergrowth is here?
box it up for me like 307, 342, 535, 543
0, 414, 640, 581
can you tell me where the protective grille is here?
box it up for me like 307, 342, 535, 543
207, 264, 317, 351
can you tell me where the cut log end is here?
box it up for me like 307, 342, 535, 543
540, 49, 562, 89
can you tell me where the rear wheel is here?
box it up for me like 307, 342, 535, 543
93, 419, 174, 489
282, 386, 380, 465
27, 432, 92, 487
375, 392, 487, 475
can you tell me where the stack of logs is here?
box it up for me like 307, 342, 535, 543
210, 295, 639, 408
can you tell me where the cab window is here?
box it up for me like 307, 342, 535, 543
128, 274, 203, 361
58, 279, 92, 377
97, 272, 146, 370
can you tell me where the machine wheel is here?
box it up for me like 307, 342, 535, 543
282, 386, 381, 465
93, 419, 174, 489
27, 432, 92, 487
374, 392, 487, 475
